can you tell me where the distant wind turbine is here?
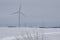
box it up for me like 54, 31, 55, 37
11, 3, 25, 27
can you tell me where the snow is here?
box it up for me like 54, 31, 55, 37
0, 27, 60, 40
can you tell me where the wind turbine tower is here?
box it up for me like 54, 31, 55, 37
19, 4, 22, 27
11, 3, 25, 27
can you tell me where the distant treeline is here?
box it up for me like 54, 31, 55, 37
40, 27, 60, 28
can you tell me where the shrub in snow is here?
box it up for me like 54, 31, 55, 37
2, 30, 43, 40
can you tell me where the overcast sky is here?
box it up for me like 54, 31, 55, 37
0, 0, 60, 26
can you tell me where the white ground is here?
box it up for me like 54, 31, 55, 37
0, 27, 60, 40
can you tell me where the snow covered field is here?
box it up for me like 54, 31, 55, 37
0, 27, 60, 40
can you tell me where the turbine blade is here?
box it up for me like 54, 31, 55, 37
10, 11, 19, 15
19, 3, 22, 11
20, 12, 25, 16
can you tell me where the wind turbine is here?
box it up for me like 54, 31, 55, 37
11, 3, 25, 27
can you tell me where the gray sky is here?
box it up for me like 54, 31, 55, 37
0, 0, 60, 26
